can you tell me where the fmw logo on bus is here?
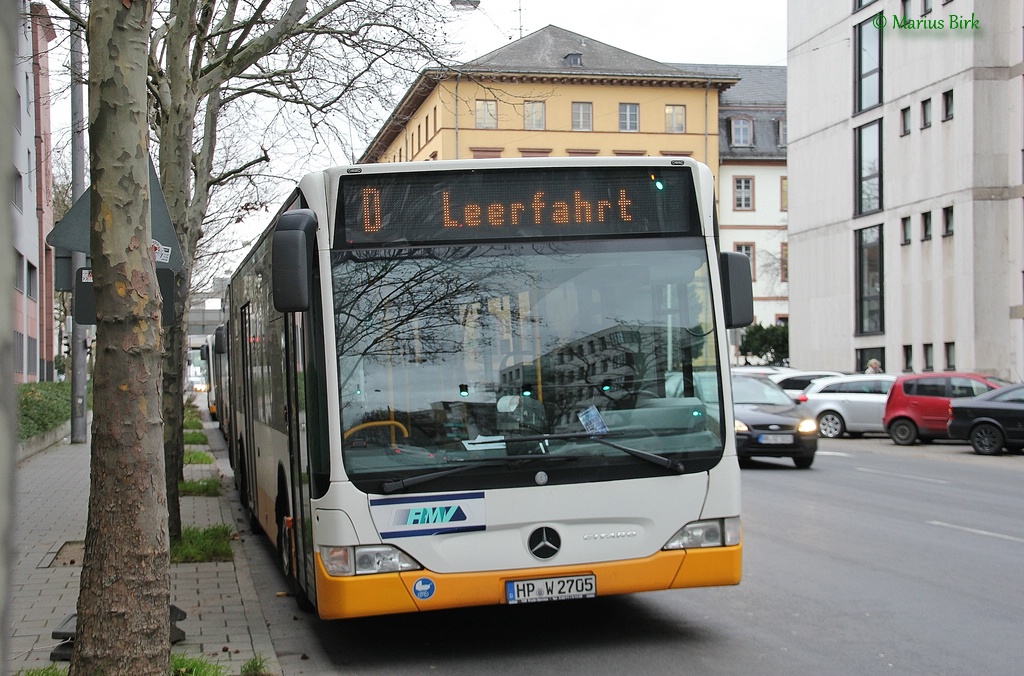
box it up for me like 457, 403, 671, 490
398, 505, 467, 526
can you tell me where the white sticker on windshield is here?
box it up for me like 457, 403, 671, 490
577, 405, 609, 434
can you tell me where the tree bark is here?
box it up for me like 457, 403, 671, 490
70, 1, 170, 673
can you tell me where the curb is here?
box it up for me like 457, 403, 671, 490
17, 419, 72, 463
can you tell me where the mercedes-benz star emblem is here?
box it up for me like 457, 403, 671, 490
528, 527, 561, 560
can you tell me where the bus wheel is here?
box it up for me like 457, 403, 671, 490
276, 511, 292, 577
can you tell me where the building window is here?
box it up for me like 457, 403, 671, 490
856, 224, 884, 334
942, 89, 954, 120
665, 105, 686, 133
901, 217, 911, 245
14, 251, 24, 292
921, 211, 932, 240
734, 177, 754, 210
26, 262, 37, 300
942, 206, 954, 236
921, 98, 932, 128
470, 147, 502, 159
475, 99, 497, 129
855, 0, 879, 8
780, 176, 788, 211
900, 107, 911, 135
27, 337, 37, 376
731, 117, 752, 146
523, 101, 545, 131
619, 103, 639, 132
945, 342, 956, 370
735, 243, 755, 281
777, 118, 787, 146
923, 343, 934, 371
572, 102, 592, 131
922, 0, 932, 15
856, 347, 884, 373
903, 344, 913, 372
14, 90, 21, 133
855, 16, 882, 112
855, 119, 882, 215
901, 0, 911, 17
565, 53, 583, 67
12, 167, 22, 211
776, 315, 789, 326
14, 331, 23, 374
780, 242, 789, 282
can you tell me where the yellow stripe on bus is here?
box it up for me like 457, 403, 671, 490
313, 544, 741, 620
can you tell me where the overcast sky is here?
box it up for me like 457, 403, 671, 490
447, 0, 789, 66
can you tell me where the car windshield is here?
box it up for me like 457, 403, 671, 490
732, 376, 794, 406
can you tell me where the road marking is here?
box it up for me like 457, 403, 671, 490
854, 467, 950, 484
817, 451, 853, 457
927, 521, 1024, 544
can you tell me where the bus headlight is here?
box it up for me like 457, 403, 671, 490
319, 545, 422, 576
663, 517, 741, 550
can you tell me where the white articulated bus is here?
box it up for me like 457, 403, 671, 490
223, 157, 753, 619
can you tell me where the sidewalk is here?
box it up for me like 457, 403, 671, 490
6, 411, 283, 675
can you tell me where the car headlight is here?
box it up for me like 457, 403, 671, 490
664, 517, 741, 550
319, 545, 422, 576
798, 418, 817, 434
734, 420, 749, 433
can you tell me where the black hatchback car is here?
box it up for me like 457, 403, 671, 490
947, 382, 1024, 455
733, 375, 818, 468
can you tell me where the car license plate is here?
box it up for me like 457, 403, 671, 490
759, 433, 794, 444
505, 574, 596, 604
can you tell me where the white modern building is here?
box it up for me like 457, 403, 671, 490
788, 0, 1024, 377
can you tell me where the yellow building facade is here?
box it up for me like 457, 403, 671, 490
360, 26, 736, 173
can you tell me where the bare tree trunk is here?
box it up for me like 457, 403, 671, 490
70, 0, 170, 673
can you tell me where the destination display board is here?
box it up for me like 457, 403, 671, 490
337, 165, 700, 246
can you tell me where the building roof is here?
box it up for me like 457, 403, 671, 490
466, 25, 692, 78
358, 26, 740, 164
671, 63, 786, 107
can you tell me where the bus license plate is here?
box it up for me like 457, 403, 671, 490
505, 575, 596, 604
759, 433, 793, 444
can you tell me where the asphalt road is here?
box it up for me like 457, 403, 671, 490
242, 435, 1024, 675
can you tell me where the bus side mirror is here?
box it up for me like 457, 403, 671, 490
272, 209, 319, 313
721, 251, 754, 329
214, 324, 226, 355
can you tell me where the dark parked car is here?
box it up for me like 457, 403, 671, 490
732, 375, 818, 468
947, 383, 1024, 454
883, 372, 1011, 445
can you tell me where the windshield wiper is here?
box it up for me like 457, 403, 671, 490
380, 459, 507, 494
500, 432, 686, 474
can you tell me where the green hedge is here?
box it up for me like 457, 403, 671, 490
18, 382, 74, 441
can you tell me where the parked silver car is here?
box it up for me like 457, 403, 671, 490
767, 370, 844, 402
797, 374, 897, 438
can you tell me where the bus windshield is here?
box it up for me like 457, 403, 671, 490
332, 237, 725, 490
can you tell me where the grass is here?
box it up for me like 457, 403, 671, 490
184, 430, 209, 445
14, 667, 67, 676
179, 478, 222, 497
240, 654, 272, 675
171, 524, 234, 563
169, 653, 228, 676
14, 653, 231, 676
184, 450, 214, 464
